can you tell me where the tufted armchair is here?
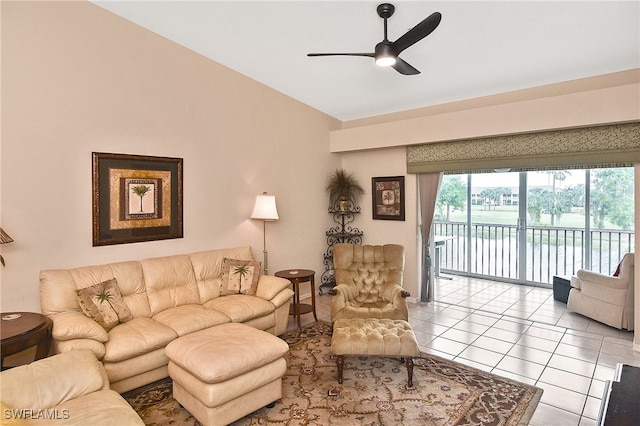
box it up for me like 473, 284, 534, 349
330, 243, 409, 322
568, 252, 635, 330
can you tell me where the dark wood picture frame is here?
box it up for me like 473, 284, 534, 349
92, 152, 183, 246
372, 176, 405, 221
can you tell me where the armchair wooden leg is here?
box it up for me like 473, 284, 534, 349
406, 357, 414, 388
336, 355, 344, 384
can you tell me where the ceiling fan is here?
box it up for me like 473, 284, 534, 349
307, 3, 442, 75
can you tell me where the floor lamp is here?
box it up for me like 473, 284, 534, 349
250, 192, 279, 275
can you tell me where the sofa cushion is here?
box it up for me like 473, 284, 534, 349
103, 348, 169, 383
204, 294, 274, 323
109, 260, 151, 318
220, 258, 260, 296
76, 278, 133, 331
165, 323, 289, 383
54, 390, 145, 425
152, 305, 231, 336
40, 261, 150, 320
142, 254, 200, 315
104, 317, 177, 363
190, 246, 257, 304
0, 351, 107, 411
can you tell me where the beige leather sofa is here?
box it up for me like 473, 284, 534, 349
568, 252, 635, 330
0, 350, 144, 425
40, 246, 294, 393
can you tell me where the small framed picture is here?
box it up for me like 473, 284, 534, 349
372, 176, 405, 221
92, 152, 183, 246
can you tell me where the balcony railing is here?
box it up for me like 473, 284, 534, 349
434, 221, 634, 285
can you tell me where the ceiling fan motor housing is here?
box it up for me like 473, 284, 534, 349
377, 3, 395, 19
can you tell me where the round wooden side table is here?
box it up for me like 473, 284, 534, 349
1, 312, 53, 370
275, 269, 317, 329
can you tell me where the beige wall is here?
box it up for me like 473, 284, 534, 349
1, 0, 638, 343
339, 148, 419, 300
331, 70, 639, 152
0, 1, 340, 311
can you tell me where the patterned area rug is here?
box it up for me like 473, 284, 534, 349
123, 321, 542, 425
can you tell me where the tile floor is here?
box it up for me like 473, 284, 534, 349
290, 275, 640, 426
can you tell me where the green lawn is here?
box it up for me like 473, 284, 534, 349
445, 205, 601, 228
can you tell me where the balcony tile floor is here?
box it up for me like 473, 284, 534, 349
290, 275, 639, 426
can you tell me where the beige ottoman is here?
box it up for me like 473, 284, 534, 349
331, 318, 420, 387
165, 323, 289, 426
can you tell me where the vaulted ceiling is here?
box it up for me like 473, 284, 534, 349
92, 1, 640, 121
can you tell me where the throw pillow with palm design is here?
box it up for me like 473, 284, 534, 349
76, 278, 133, 330
220, 258, 261, 296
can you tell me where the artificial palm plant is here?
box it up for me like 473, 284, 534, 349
325, 168, 365, 211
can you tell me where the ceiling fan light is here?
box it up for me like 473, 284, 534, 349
376, 56, 396, 67
375, 43, 396, 67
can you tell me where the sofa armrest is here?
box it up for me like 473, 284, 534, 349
330, 283, 358, 300
329, 284, 358, 319
255, 275, 292, 301
269, 287, 294, 309
56, 338, 106, 360
0, 351, 108, 411
382, 283, 410, 301
570, 275, 581, 289
576, 270, 629, 289
51, 311, 108, 343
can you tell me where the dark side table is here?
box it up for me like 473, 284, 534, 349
1, 312, 53, 370
552, 275, 572, 303
275, 269, 317, 329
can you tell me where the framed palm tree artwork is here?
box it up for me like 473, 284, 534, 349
92, 152, 183, 246
372, 176, 405, 221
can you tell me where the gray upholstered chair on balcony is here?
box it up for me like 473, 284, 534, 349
330, 243, 409, 322
568, 252, 635, 330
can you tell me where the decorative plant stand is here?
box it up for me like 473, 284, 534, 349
319, 205, 363, 295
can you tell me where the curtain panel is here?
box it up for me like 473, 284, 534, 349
417, 173, 442, 302
406, 122, 640, 174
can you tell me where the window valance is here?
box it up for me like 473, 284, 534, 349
406, 122, 640, 174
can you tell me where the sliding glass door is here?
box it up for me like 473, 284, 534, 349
434, 167, 634, 286
524, 170, 586, 282
468, 171, 520, 280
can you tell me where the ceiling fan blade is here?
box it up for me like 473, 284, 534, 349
391, 58, 420, 75
391, 12, 441, 55
307, 53, 374, 58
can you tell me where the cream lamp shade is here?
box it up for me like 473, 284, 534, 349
250, 194, 279, 221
